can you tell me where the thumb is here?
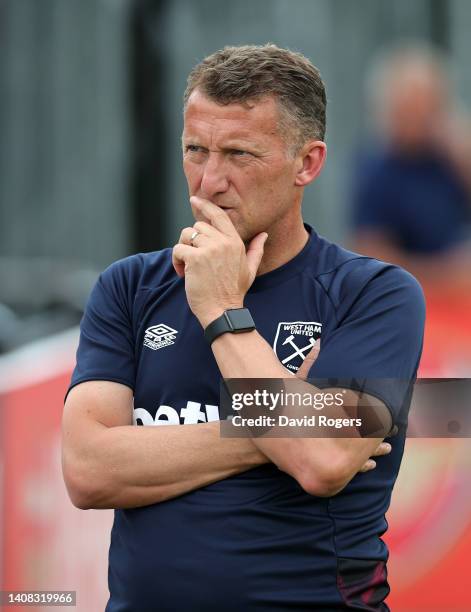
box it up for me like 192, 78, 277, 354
246, 232, 268, 278
296, 339, 321, 379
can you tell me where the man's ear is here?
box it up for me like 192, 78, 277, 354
294, 141, 327, 187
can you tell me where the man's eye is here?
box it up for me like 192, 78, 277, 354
186, 145, 204, 153
230, 149, 251, 157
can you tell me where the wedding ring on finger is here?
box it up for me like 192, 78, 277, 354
190, 230, 200, 246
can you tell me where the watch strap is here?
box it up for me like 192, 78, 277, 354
204, 308, 255, 345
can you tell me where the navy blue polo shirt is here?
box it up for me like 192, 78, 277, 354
68, 225, 425, 611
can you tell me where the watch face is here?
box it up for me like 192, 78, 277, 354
226, 308, 255, 331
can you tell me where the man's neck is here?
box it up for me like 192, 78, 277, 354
255, 217, 310, 277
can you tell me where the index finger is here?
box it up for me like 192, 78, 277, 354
296, 339, 321, 379
371, 441, 392, 457
190, 196, 239, 237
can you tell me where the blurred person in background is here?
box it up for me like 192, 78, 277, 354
350, 44, 471, 290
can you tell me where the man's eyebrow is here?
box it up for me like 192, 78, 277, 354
181, 134, 199, 145
182, 136, 265, 152
221, 140, 263, 151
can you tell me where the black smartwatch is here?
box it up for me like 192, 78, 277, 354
204, 308, 256, 345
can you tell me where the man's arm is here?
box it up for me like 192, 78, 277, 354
62, 380, 268, 510
211, 331, 390, 498
63, 245, 389, 511
63, 372, 389, 510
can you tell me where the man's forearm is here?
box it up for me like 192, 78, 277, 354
64, 420, 268, 510
210, 330, 388, 496
210, 330, 315, 480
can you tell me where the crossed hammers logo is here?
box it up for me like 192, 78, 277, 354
281, 335, 317, 365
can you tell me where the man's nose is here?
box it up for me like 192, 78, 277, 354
200, 152, 229, 197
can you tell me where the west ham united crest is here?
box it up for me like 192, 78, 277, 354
273, 321, 322, 372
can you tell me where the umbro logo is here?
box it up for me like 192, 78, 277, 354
143, 323, 178, 351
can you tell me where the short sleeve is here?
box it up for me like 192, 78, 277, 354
66, 262, 136, 399
308, 266, 425, 427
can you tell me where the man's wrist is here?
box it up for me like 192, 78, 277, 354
199, 304, 244, 329
203, 307, 255, 345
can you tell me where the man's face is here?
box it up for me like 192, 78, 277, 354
182, 89, 302, 242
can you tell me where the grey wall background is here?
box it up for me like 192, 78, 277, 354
0, 0, 131, 268
0, 0, 470, 348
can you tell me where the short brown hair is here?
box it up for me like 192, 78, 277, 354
184, 44, 327, 153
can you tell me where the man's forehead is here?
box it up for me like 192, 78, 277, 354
183, 89, 281, 138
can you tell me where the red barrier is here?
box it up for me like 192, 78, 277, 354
385, 287, 471, 611
0, 332, 112, 612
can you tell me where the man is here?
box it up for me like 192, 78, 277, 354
62, 45, 425, 611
